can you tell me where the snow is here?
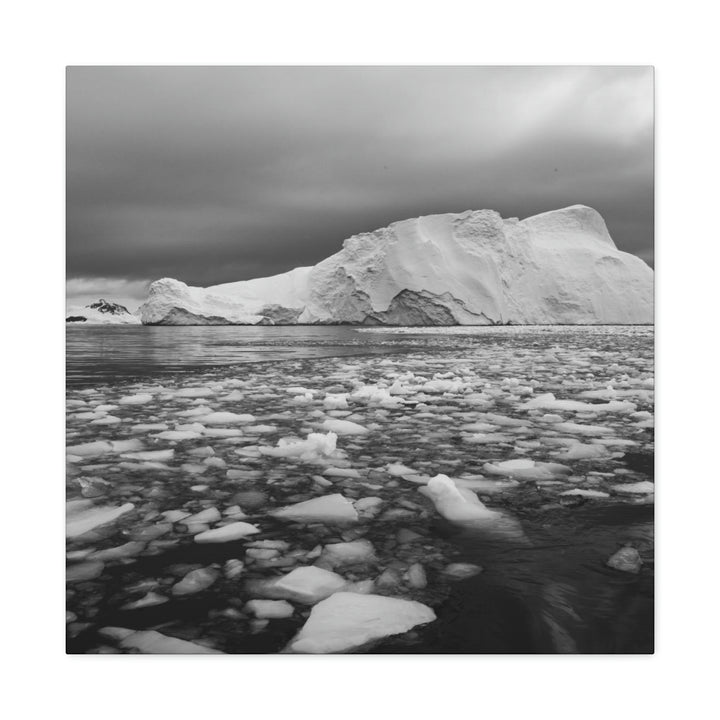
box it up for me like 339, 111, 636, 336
66, 500, 134, 538
285, 592, 436, 653
193, 521, 260, 543
271, 494, 359, 523
139, 205, 653, 326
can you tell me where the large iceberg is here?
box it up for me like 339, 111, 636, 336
139, 205, 653, 325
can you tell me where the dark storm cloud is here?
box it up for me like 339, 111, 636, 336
67, 66, 653, 305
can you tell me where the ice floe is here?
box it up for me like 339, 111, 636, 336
66, 500, 134, 538
194, 522, 260, 543
285, 592, 436, 653
271, 493, 359, 523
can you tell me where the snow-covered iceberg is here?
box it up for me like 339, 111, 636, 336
139, 205, 653, 325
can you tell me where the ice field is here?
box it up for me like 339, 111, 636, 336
66, 325, 654, 653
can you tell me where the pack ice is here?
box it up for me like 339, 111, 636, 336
139, 205, 653, 325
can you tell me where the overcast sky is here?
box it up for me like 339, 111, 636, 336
67, 66, 653, 310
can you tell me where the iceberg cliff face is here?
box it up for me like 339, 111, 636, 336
139, 205, 653, 325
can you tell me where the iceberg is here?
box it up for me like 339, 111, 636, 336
139, 205, 653, 326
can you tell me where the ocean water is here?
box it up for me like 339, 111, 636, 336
66, 325, 654, 654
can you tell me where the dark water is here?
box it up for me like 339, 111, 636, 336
66, 325, 654, 654
67, 325, 415, 386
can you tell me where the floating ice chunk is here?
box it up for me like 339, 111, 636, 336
183, 507, 221, 526
121, 592, 168, 610
320, 540, 376, 567
154, 430, 203, 441
405, 563, 427, 589
354, 496, 384, 517
323, 393, 349, 410
420, 475, 503, 523
200, 411, 256, 425
613, 481, 654, 494
171, 567, 219, 595
72, 411, 106, 420
442, 562, 483, 580
67, 560, 105, 582
244, 424, 278, 434
99, 627, 223, 654
321, 418, 369, 436
131, 423, 169, 433
557, 443, 609, 460
454, 477, 520, 493
482, 459, 570, 480
268, 566, 348, 604
194, 522, 260, 543
177, 406, 213, 417
350, 385, 401, 406
387, 463, 419, 477
162, 509, 190, 522
223, 390, 245, 401
118, 393, 153, 405
521, 393, 636, 414
271, 493, 359, 523
422, 378, 466, 394
91, 415, 122, 425
203, 427, 244, 437
491, 459, 534, 471
259, 432, 341, 463
121, 449, 174, 462
324, 467, 361, 478
553, 421, 613, 436
285, 592, 435, 653
88, 541, 145, 561
244, 599, 294, 619
460, 422, 498, 433
174, 387, 216, 398
66, 500, 134, 538
559, 489, 610, 498
606, 546, 642, 573
66, 440, 113, 457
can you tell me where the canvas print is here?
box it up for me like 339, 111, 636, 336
66, 66, 654, 654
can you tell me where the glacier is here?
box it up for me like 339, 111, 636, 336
138, 205, 653, 326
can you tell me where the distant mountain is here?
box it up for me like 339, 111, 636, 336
139, 205, 653, 326
66, 298, 141, 324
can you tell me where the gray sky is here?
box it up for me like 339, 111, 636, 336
67, 66, 653, 310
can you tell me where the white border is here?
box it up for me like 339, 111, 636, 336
4, 1, 719, 718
